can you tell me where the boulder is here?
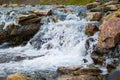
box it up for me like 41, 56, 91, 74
18, 17, 41, 25
6, 73, 30, 80
85, 24, 99, 36
57, 75, 99, 80
98, 18, 120, 49
57, 66, 81, 74
33, 9, 52, 16
86, 2, 99, 9
16, 14, 40, 25
57, 68, 102, 80
85, 12, 102, 21
63, 8, 74, 14
8, 4, 19, 7
102, 9, 120, 23
0, 23, 40, 46
90, 7, 111, 12
106, 5, 118, 11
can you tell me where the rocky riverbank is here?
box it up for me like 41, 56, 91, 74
0, 1, 120, 80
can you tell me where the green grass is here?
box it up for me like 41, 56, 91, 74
40, 0, 95, 5
0, 0, 95, 5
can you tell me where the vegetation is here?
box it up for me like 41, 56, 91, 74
40, 0, 95, 5
0, 0, 95, 5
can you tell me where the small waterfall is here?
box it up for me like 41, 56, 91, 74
0, 5, 100, 79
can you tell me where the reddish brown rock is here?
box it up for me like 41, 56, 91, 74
85, 12, 102, 21
85, 24, 99, 36
33, 9, 52, 16
98, 18, 120, 49
6, 23, 16, 30
6, 73, 30, 80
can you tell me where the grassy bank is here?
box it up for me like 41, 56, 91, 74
40, 0, 95, 5
0, 0, 95, 5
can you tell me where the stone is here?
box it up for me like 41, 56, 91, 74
33, 9, 52, 16
8, 4, 19, 7
85, 24, 99, 36
106, 5, 118, 11
98, 18, 120, 49
55, 5, 65, 8
2, 4, 7, 7
102, 9, 120, 23
0, 23, 40, 46
86, 2, 99, 9
72, 68, 102, 76
57, 66, 81, 74
6, 23, 15, 30
16, 14, 37, 23
85, 12, 102, 21
6, 73, 30, 80
57, 75, 99, 80
63, 8, 74, 14
18, 17, 41, 25
53, 16, 59, 22
90, 6, 111, 12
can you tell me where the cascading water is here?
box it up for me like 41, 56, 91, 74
0, 5, 100, 79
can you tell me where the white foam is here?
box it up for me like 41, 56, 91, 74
0, 14, 98, 72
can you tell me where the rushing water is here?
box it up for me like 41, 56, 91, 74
0, 5, 100, 79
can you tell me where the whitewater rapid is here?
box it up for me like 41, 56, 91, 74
0, 5, 100, 76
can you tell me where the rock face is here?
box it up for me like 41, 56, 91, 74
6, 73, 30, 80
85, 12, 102, 21
98, 18, 120, 49
85, 24, 99, 36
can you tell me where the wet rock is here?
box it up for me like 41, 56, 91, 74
0, 23, 40, 46
63, 8, 74, 14
53, 16, 59, 22
85, 12, 102, 21
107, 64, 116, 73
0, 22, 5, 31
6, 73, 30, 80
57, 75, 100, 80
8, 4, 19, 7
16, 14, 39, 25
98, 18, 120, 49
102, 9, 120, 23
91, 52, 104, 65
6, 23, 16, 30
86, 2, 99, 9
85, 24, 99, 36
57, 66, 81, 74
18, 17, 41, 25
2, 4, 7, 7
90, 7, 110, 12
55, 5, 65, 8
57, 67, 102, 80
106, 5, 118, 11
33, 9, 52, 16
